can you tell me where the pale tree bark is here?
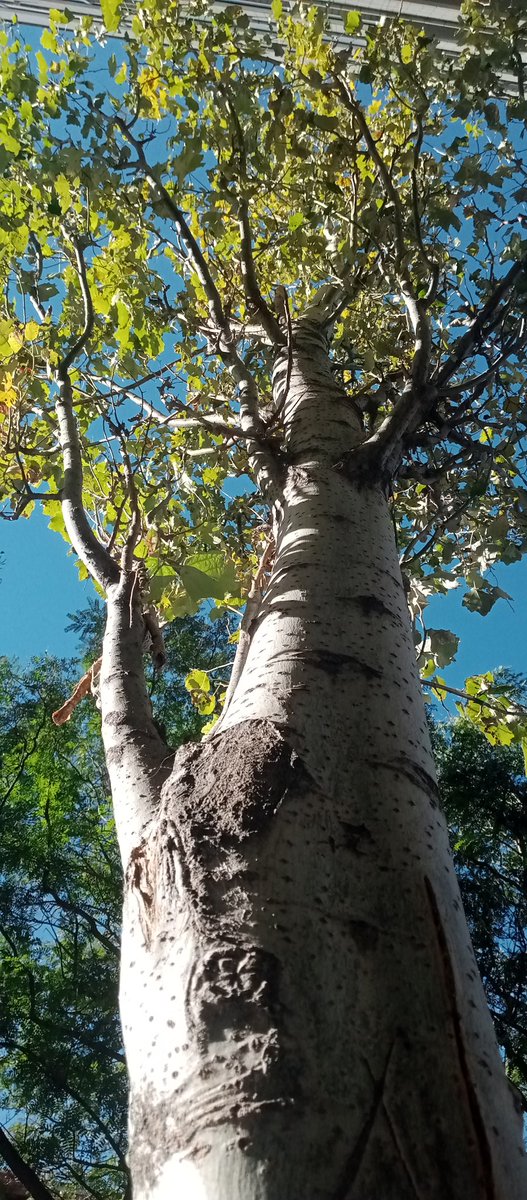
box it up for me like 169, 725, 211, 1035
100, 320, 526, 1200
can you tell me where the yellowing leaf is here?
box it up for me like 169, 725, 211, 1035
8, 330, 24, 354
24, 321, 40, 341
49, 7, 72, 21
0, 371, 17, 412
345, 11, 360, 34
40, 28, 57, 52
55, 173, 72, 213
401, 44, 413, 64
100, 0, 121, 33
138, 69, 167, 119
185, 669, 211, 693
271, 0, 282, 19
479, 426, 493, 443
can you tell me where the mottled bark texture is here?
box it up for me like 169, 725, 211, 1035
105, 324, 526, 1200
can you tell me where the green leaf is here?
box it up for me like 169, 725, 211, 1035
344, 11, 360, 34
40, 28, 57, 52
100, 0, 122, 33
463, 585, 512, 617
54, 174, 72, 214
185, 669, 211, 693
0, 125, 20, 156
288, 213, 304, 232
179, 553, 237, 603
427, 628, 460, 669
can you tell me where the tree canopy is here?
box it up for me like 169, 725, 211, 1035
0, 0, 526, 743
2, 1, 527, 1190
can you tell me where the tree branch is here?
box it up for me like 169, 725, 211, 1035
334, 77, 405, 268
440, 318, 527, 398
113, 119, 282, 491
435, 257, 527, 389
0, 1127, 57, 1200
54, 375, 120, 590
60, 237, 95, 375
99, 382, 248, 439
218, 85, 285, 345
114, 117, 228, 336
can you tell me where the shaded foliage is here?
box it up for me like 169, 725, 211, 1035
0, 611, 230, 1199
435, 718, 527, 1110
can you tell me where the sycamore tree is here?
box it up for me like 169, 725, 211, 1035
1, 653, 527, 1200
1, 0, 527, 1195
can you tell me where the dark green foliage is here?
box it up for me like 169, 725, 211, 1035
435, 720, 527, 1110
0, 611, 230, 1199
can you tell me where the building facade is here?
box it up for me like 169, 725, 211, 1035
0, 0, 463, 48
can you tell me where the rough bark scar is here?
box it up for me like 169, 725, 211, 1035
331, 1040, 395, 1200
424, 876, 495, 1200
354, 594, 397, 619
339, 821, 374, 854
163, 720, 301, 845
390, 755, 440, 806
289, 649, 382, 679
127, 842, 155, 947
381, 1099, 424, 1200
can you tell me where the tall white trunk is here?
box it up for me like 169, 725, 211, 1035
110, 325, 526, 1199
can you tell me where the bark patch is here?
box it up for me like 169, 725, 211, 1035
162, 719, 301, 844
424, 876, 495, 1200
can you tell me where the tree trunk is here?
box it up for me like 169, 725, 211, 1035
105, 322, 526, 1199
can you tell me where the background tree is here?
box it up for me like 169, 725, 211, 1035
435, 714, 527, 1113
0, 611, 230, 1200
1, 0, 527, 1195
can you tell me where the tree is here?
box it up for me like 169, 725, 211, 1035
1, 0, 527, 1194
3, 650, 526, 1199
0, 611, 230, 1200
435, 714, 527, 1114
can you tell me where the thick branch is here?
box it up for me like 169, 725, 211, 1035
61, 237, 95, 375
0, 1127, 57, 1200
238, 199, 285, 344
55, 376, 119, 590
